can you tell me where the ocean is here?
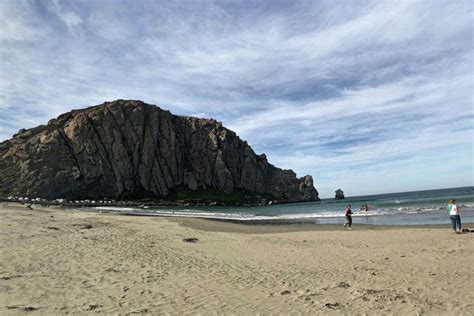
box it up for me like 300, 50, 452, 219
94, 186, 474, 226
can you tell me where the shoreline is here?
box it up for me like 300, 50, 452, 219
166, 216, 457, 234
3, 202, 464, 232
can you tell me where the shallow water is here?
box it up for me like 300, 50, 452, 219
94, 186, 474, 226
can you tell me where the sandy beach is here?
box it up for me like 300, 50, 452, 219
1, 204, 473, 315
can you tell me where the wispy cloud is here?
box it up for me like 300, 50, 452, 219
1, 0, 473, 197
45, 0, 83, 32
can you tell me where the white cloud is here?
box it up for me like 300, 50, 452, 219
0, 0, 47, 41
47, 0, 82, 31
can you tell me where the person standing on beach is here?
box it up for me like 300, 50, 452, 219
344, 204, 352, 229
449, 199, 462, 233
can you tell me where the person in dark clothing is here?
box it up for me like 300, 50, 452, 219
344, 204, 352, 229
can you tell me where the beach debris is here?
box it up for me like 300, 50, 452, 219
23, 307, 38, 312
0, 275, 22, 280
365, 289, 382, 295
5, 306, 38, 312
337, 282, 350, 289
356, 288, 407, 305
182, 238, 199, 243
280, 290, 291, 295
86, 304, 102, 311
325, 302, 342, 310
130, 308, 150, 314
73, 224, 93, 229
132, 308, 150, 314
46, 226, 60, 230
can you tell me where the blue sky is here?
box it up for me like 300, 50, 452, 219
0, 0, 473, 198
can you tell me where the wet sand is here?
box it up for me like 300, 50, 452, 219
1, 203, 473, 315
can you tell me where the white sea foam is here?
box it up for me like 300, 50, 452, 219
95, 207, 138, 212
92, 204, 455, 222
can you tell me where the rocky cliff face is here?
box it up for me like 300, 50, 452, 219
0, 100, 319, 202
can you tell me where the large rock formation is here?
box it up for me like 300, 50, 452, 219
0, 100, 319, 203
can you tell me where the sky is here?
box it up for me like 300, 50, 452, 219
0, 0, 473, 198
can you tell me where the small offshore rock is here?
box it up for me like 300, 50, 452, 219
335, 189, 345, 200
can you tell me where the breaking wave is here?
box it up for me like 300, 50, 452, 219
93, 204, 466, 222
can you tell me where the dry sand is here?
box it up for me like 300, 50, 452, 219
0, 203, 473, 315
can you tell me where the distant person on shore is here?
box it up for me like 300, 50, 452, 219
344, 204, 352, 229
448, 199, 462, 233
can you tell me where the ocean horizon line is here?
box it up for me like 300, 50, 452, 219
320, 185, 474, 200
